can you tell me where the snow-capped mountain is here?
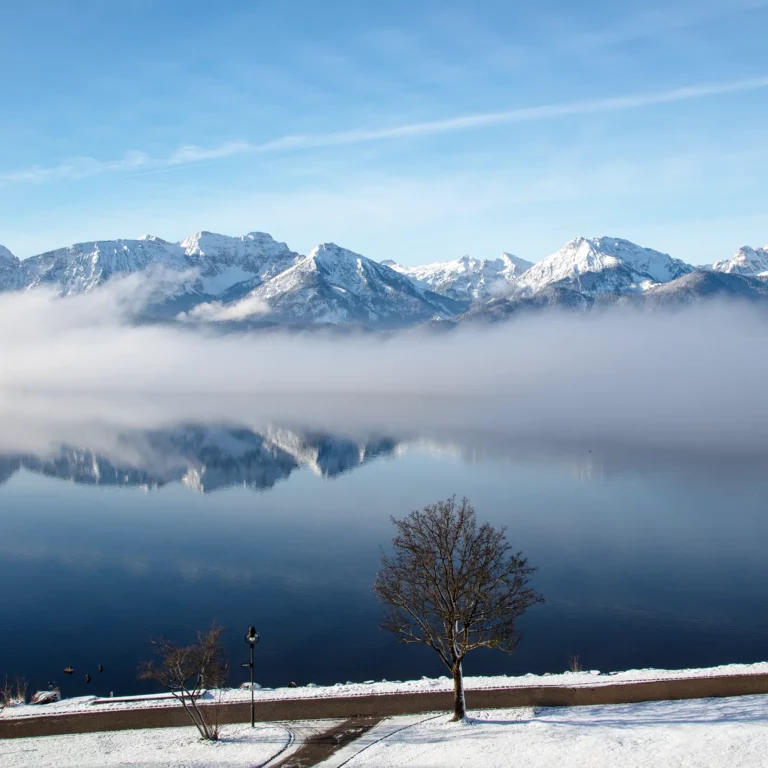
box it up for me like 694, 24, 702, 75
0, 232, 466, 328
13, 236, 186, 295
710, 245, 768, 277
176, 231, 300, 295
510, 237, 693, 297
383, 252, 532, 302
215, 243, 466, 327
0, 231, 301, 298
457, 236, 702, 323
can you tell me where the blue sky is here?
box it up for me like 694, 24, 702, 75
1, 0, 767, 265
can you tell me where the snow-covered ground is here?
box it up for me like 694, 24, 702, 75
0, 721, 330, 768
320, 695, 768, 767
4, 696, 768, 767
3, 661, 768, 720
1, 722, 282, 767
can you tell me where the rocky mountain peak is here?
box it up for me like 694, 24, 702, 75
511, 235, 692, 297
711, 245, 768, 276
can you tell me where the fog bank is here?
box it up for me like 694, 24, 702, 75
1, 277, 767, 455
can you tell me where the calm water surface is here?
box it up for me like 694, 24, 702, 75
1, 427, 767, 699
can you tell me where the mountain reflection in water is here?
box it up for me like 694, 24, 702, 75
0, 424, 398, 493
0, 417, 766, 493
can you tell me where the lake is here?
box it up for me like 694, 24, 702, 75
1, 420, 768, 700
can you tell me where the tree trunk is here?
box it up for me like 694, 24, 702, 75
452, 660, 466, 721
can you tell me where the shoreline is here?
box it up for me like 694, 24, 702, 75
3, 661, 768, 739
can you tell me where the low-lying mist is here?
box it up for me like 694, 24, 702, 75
1, 274, 767, 462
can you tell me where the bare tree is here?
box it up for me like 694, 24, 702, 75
374, 496, 544, 721
138, 624, 229, 740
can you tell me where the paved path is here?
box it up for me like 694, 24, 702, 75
3, 673, 768, 741
271, 717, 381, 768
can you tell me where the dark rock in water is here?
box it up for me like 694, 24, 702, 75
31, 688, 61, 705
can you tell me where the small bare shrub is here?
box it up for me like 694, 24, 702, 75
138, 624, 229, 740
1, 676, 29, 708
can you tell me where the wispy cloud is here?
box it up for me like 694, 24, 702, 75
3, 76, 768, 186
573, 0, 768, 47
1, 151, 152, 183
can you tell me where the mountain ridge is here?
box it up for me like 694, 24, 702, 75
1, 230, 766, 328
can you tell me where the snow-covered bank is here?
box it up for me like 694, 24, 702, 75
3, 661, 768, 721
320, 695, 768, 768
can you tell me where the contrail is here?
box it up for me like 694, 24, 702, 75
4, 76, 768, 184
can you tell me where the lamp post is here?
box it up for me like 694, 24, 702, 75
244, 625, 260, 728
